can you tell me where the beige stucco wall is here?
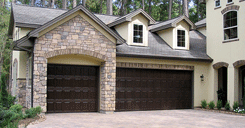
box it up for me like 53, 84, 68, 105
206, 0, 245, 105
116, 57, 212, 107
197, 27, 206, 36
48, 54, 103, 66
115, 14, 149, 46
157, 21, 190, 50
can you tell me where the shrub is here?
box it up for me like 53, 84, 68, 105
25, 106, 42, 118
225, 101, 230, 110
233, 101, 239, 110
208, 101, 215, 109
0, 109, 21, 127
201, 100, 207, 108
10, 104, 23, 113
217, 100, 222, 110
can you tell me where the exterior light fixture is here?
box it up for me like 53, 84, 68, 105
200, 74, 204, 81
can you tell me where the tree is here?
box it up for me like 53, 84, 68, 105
62, 0, 67, 9
168, 0, 173, 19
82, 0, 86, 6
148, 0, 152, 16
107, 0, 112, 15
183, 0, 189, 17
73, 0, 76, 7
142, 0, 144, 10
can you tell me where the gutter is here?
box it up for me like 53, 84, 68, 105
116, 53, 213, 62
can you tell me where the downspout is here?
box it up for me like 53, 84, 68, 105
31, 50, 34, 108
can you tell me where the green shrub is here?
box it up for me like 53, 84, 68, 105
5, 120, 19, 128
0, 109, 21, 127
10, 104, 23, 113
25, 106, 42, 118
233, 101, 239, 110
201, 100, 207, 108
208, 101, 215, 109
217, 100, 222, 110
225, 101, 230, 110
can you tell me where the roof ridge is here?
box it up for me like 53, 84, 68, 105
13, 3, 69, 11
94, 13, 121, 17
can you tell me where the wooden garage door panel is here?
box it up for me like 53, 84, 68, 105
47, 64, 98, 113
116, 68, 192, 111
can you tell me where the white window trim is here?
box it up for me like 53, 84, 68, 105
175, 28, 188, 50
133, 24, 143, 44
223, 10, 239, 42
129, 20, 148, 47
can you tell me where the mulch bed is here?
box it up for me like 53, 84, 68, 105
195, 107, 245, 116
18, 114, 46, 128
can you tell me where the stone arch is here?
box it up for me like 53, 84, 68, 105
233, 60, 245, 68
221, 5, 240, 14
212, 62, 229, 69
44, 48, 108, 61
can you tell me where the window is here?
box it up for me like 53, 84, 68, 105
133, 24, 143, 43
224, 11, 237, 40
228, 0, 232, 3
177, 30, 185, 47
215, 0, 220, 7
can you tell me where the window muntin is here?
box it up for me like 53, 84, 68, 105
133, 24, 143, 43
177, 30, 185, 47
215, 0, 220, 7
228, 0, 232, 3
224, 11, 237, 40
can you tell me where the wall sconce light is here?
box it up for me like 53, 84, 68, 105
200, 74, 204, 81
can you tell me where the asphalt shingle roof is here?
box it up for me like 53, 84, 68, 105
11, 4, 212, 61
195, 18, 206, 28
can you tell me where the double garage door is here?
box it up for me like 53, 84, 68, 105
47, 64, 192, 112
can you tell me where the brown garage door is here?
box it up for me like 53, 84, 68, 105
47, 64, 98, 113
116, 68, 193, 111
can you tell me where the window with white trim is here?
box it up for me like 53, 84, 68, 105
224, 11, 237, 40
228, 0, 232, 3
215, 0, 220, 7
177, 30, 185, 47
133, 24, 143, 43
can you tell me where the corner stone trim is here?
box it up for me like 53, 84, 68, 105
213, 62, 229, 69
44, 49, 108, 60
117, 62, 194, 70
233, 60, 245, 68
221, 5, 240, 14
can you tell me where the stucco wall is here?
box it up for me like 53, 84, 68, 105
116, 57, 211, 107
206, 0, 245, 105
197, 27, 206, 36
157, 28, 174, 48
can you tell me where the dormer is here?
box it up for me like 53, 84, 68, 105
150, 16, 195, 50
108, 9, 156, 46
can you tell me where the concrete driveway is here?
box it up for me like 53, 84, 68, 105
28, 110, 245, 128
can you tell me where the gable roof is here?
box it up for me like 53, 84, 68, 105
107, 9, 156, 27
195, 18, 206, 29
149, 15, 196, 32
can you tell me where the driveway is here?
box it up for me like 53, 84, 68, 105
28, 110, 245, 128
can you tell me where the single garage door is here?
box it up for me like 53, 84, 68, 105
116, 68, 193, 111
47, 64, 98, 113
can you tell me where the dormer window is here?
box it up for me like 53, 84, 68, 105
227, 0, 232, 3
133, 24, 143, 43
224, 11, 237, 40
177, 30, 185, 47
215, 0, 220, 7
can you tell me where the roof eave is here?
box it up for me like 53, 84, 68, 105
150, 24, 173, 32
116, 53, 213, 62
196, 23, 206, 29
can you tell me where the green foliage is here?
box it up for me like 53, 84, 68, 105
0, 109, 21, 127
0, 72, 16, 108
5, 120, 19, 128
233, 101, 239, 110
208, 101, 215, 109
234, 108, 245, 114
201, 99, 207, 109
225, 101, 230, 110
217, 100, 222, 110
10, 104, 23, 113
25, 106, 42, 118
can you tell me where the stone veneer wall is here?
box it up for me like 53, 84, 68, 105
33, 15, 116, 113
16, 79, 27, 107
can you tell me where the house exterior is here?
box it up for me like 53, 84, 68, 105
8, 1, 244, 113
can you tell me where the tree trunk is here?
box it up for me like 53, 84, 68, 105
51, 0, 55, 8
196, 0, 199, 21
31, 0, 35, 6
168, 0, 172, 19
42, 0, 46, 7
183, 0, 189, 17
82, 0, 86, 6
48, 0, 51, 7
123, 0, 127, 15
148, 0, 152, 16
100, 0, 103, 14
106, 0, 112, 15
62, 0, 66, 9
178, 0, 181, 16
142, 0, 144, 10
73, 0, 77, 8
